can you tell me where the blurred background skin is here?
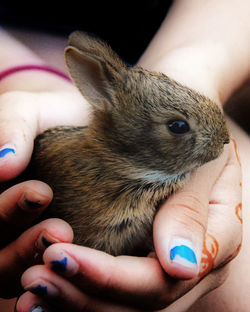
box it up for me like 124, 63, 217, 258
0, 1, 173, 66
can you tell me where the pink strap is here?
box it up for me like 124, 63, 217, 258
0, 64, 72, 82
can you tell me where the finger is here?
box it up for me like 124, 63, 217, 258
16, 292, 47, 312
18, 264, 229, 312
0, 219, 73, 299
20, 249, 230, 312
153, 146, 229, 279
0, 92, 39, 181
41, 243, 199, 310
0, 90, 89, 182
20, 265, 141, 312
199, 140, 242, 277
0, 180, 53, 246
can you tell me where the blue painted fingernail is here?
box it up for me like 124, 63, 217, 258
25, 280, 59, 297
30, 284, 48, 296
50, 251, 79, 277
19, 191, 50, 212
170, 245, 197, 263
29, 305, 47, 312
24, 196, 44, 209
35, 231, 60, 254
41, 236, 53, 248
0, 145, 15, 158
51, 256, 68, 273
170, 239, 197, 268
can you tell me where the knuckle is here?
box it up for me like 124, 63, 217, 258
13, 244, 30, 268
171, 191, 207, 233
11, 235, 38, 269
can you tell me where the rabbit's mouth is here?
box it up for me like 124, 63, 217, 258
198, 144, 225, 166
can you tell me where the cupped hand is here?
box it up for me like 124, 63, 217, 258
0, 90, 89, 182
16, 140, 242, 312
0, 180, 73, 298
0, 89, 88, 298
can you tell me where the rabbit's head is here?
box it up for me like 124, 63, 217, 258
65, 32, 229, 178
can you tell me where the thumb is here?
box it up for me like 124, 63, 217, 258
0, 92, 38, 182
153, 149, 229, 279
0, 90, 89, 182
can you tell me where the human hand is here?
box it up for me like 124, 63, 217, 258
0, 180, 74, 299
16, 140, 242, 311
1, 8, 245, 308
0, 90, 89, 182
0, 89, 89, 299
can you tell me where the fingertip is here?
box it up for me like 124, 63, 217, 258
153, 193, 205, 280
0, 92, 40, 182
17, 181, 53, 212
155, 235, 201, 280
0, 180, 53, 215
39, 218, 74, 248
2, 219, 74, 281
16, 290, 46, 312
42, 242, 76, 270
0, 181, 55, 246
0, 140, 33, 182
24, 181, 53, 202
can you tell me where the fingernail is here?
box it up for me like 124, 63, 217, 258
18, 190, 50, 211
41, 236, 54, 248
0, 144, 15, 158
50, 250, 79, 277
29, 305, 47, 312
35, 231, 61, 253
25, 279, 59, 297
170, 238, 197, 269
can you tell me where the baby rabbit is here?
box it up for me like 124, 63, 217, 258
24, 32, 229, 256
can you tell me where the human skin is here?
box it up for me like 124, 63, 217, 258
1, 0, 249, 310
15, 1, 248, 311
187, 116, 250, 312
0, 30, 241, 311
0, 28, 86, 309
138, 0, 250, 105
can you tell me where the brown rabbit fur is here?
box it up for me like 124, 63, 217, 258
17, 32, 229, 256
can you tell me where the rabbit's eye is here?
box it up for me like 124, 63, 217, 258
167, 120, 190, 136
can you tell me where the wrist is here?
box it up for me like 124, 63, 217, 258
138, 0, 250, 107
0, 30, 75, 94
138, 43, 226, 106
0, 66, 74, 94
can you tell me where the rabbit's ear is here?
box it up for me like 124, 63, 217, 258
65, 31, 125, 111
67, 32, 124, 68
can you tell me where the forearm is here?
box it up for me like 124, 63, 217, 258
138, 0, 250, 105
0, 28, 75, 93
0, 28, 90, 131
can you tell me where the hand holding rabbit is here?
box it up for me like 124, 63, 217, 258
19, 32, 230, 257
